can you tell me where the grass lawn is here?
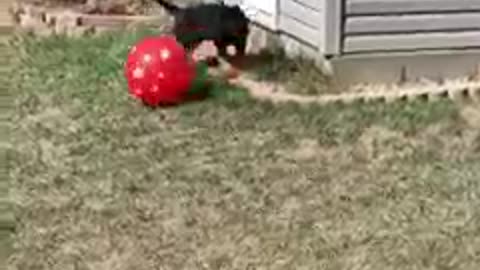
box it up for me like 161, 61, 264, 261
1, 29, 15, 265
6, 29, 480, 270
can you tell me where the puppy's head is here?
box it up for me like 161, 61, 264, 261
224, 5, 250, 37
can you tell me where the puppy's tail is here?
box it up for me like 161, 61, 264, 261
153, 0, 180, 13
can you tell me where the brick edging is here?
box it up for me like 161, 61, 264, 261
9, 1, 165, 37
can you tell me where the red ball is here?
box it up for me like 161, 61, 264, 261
124, 35, 196, 106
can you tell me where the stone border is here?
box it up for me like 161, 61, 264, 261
9, 1, 166, 37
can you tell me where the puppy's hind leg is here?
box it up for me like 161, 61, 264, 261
214, 40, 229, 58
232, 37, 247, 57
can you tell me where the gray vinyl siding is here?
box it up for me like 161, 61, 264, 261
343, 0, 480, 53
278, 0, 323, 49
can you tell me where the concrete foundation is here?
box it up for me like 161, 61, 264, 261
330, 49, 480, 86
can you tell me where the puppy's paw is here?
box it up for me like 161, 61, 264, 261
191, 40, 218, 62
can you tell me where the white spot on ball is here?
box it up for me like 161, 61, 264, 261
157, 72, 165, 79
131, 46, 137, 53
152, 85, 159, 92
143, 54, 152, 63
160, 49, 170, 60
132, 67, 144, 79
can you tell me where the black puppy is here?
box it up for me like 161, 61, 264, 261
153, 0, 250, 59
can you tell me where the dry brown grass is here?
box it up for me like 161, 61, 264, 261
5, 30, 480, 270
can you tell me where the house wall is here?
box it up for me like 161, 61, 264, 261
277, 0, 323, 48
223, 0, 324, 58
343, 0, 480, 53
241, 0, 342, 58
222, 0, 278, 30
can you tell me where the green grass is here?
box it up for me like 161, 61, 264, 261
6, 29, 480, 270
1, 30, 14, 266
